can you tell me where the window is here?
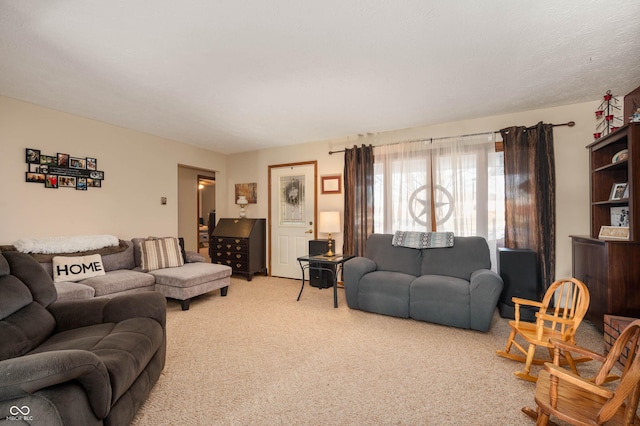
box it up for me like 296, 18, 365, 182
373, 134, 505, 268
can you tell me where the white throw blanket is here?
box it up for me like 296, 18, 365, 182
13, 235, 119, 254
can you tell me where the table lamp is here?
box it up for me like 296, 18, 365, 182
237, 196, 248, 218
319, 211, 341, 256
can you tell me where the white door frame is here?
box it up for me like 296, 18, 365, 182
268, 161, 317, 277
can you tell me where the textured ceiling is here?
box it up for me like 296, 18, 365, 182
1, 1, 640, 154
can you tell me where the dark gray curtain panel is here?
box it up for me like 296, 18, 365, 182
343, 145, 374, 257
500, 122, 555, 291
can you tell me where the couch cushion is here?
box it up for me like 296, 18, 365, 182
101, 241, 135, 271
52, 254, 106, 283
149, 263, 231, 288
421, 236, 491, 280
410, 275, 471, 328
54, 281, 96, 301
358, 270, 413, 318
79, 270, 155, 297
139, 238, 184, 272
365, 234, 422, 276
3, 251, 57, 307
29, 317, 164, 404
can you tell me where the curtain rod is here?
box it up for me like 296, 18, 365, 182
328, 121, 576, 155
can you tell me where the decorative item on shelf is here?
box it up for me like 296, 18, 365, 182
599, 225, 630, 240
609, 182, 628, 201
318, 211, 341, 256
594, 90, 622, 139
612, 148, 629, 163
236, 195, 248, 218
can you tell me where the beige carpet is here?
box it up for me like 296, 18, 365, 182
131, 275, 605, 426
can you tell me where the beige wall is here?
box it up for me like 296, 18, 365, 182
0, 96, 227, 244
1, 94, 599, 279
226, 100, 599, 279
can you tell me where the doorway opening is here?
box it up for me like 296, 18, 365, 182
198, 175, 216, 259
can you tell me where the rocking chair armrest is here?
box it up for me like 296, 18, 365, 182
512, 297, 544, 309
548, 338, 606, 363
544, 363, 613, 399
535, 312, 579, 326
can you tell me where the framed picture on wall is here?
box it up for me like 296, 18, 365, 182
69, 157, 86, 169
86, 157, 97, 170
321, 175, 342, 194
57, 153, 70, 167
26, 148, 40, 164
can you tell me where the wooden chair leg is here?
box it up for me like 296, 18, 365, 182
504, 328, 517, 353
516, 344, 539, 382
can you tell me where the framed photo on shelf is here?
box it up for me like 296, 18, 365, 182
611, 206, 630, 227
599, 225, 630, 240
609, 182, 628, 200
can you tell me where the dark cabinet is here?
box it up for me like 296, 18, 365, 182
210, 218, 267, 281
572, 236, 640, 330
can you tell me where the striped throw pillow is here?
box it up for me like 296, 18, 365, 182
140, 237, 184, 272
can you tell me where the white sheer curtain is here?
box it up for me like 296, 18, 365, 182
373, 133, 505, 269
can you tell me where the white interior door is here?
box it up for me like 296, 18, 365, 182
269, 163, 316, 278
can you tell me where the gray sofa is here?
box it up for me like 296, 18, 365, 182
343, 234, 503, 331
35, 238, 232, 310
0, 251, 166, 425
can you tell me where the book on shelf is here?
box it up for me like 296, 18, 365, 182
611, 206, 630, 227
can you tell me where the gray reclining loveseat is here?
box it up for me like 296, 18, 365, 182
343, 234, 503, 331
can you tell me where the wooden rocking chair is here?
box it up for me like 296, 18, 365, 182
522, 320, 640, 425
496, 277, 590, 382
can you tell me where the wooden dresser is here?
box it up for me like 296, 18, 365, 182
210, 218, 266, 281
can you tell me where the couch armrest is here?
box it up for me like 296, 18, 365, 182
0, 350, 111, 418
48, 292, 167, 332
343, 257, 377, 309
469, 269, 504, 331
185, 250, 205, 263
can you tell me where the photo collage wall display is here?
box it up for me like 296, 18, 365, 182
25, 148, 105, 190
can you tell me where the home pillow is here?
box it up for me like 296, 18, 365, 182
140, 237, 185, 272
52, 254, 106, 283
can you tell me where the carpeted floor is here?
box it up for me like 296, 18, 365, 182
131, 275, 605, 426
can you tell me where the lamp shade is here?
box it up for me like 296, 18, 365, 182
319, 211, 341, 234
236, 195, 248, 206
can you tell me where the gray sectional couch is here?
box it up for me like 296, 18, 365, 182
343, 234, 503, 331
0, 251, 166, 425
36, 238, 232, 310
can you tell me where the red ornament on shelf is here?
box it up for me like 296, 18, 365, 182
594, 90, 622, 139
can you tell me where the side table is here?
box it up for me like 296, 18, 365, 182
296, 254, 354, 308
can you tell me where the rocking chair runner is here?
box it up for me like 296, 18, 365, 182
496, 277, 590, 382
523, 320, 640, 425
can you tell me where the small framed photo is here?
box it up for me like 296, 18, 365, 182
45, 174, 58, 189
86, 157, 97, 170
87, 178, 102, 188
57, 153, 70, 168
321, 175, 342, 194
58, 176, 77, 188
26, 148, 40, 164
26, 172, 45, 183
89, 170, 104, 180
599, 225, 630, 240
609, 182, 628, 200
76, 177, 88, 190
40, 155, 57, 166
69, 157, 86, 169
